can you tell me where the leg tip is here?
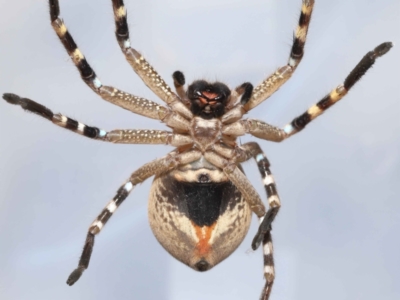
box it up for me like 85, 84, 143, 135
375, 42, 393, 56
3, 93, 21, 105
172, 71, 185, 86
66, 267, 85, 286
251, 232, 263, 250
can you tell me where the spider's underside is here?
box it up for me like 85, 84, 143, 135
2, 0, 392, 299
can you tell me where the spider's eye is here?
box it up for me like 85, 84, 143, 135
196, 91, 202, 96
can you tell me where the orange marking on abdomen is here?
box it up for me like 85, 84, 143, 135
192, 222, 217, 256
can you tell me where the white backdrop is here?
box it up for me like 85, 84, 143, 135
0, 1, 399, 299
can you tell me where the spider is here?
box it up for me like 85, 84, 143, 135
2, 0, 393, 299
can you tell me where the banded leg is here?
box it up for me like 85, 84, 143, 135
244, 0, 314, 111
260, 232, 275, 300
47, 1, 174, 122
2, 93, 192, 146
283, 42, 393, 136
242, 142, 278, 299
224, 42, 393, 142
3, 93, 107, 140
241, 142, 281, 250
67, 149, 202, 285
110, 0, 181, 104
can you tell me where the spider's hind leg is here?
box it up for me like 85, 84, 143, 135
260, 231, 275, 300
241, 142, 279, 300
241, 142, 281, 250
67, 150, 202, 285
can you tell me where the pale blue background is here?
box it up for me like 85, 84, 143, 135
0, 0, 399, 299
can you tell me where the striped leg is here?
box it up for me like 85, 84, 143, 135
244, 0, 314, 111
224, 42, 393, 142
283, 42, 393, 136
67, 149, 202, 285
110, 0, 181, 104
47, 0, 172, 121
3, 93, 107, 140
241, 142, 281, 250
241, 142, 278, 299
2, 93, 192, 146
260, 231, 275, 300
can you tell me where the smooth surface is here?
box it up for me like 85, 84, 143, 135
0, 0, 399, 299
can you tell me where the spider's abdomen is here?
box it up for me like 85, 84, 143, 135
148, 160, 251, 271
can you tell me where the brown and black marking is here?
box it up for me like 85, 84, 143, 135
149, 160, 252, 271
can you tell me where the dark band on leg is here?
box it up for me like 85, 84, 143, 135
3, 93, 54, 120
260, 231, 275, 300
289, 0, 314, 66
48, 0, 60, 22
112, 0, 130, 47
66, 232, 95, 286
344, 42, 393, 90
49, 1, 100, 87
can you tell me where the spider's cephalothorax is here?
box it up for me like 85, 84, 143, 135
187, 80, 231, 119
3, 0, 392, 299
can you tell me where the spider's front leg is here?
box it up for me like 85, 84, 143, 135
223, 42, 393, 143
244, 0, 315, 111
48, 0, 192, 123
283, 42, 393, 137
110, 0, 181, 105
67, 149, 202, 285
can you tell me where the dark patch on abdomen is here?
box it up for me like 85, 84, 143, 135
159, 175, 239, 227
183, 182, 229, 227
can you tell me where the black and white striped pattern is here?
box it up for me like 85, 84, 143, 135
49, 0, 103, 90
2, 93, 107, 139
251, 151, 281, 250
67, 181, 134, 286
284, 41, 393, 136
89, 181, 134, 235
260, 231, 275, 300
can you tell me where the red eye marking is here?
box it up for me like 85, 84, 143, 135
199, 97, 208, 104
201, 91, 219, 99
